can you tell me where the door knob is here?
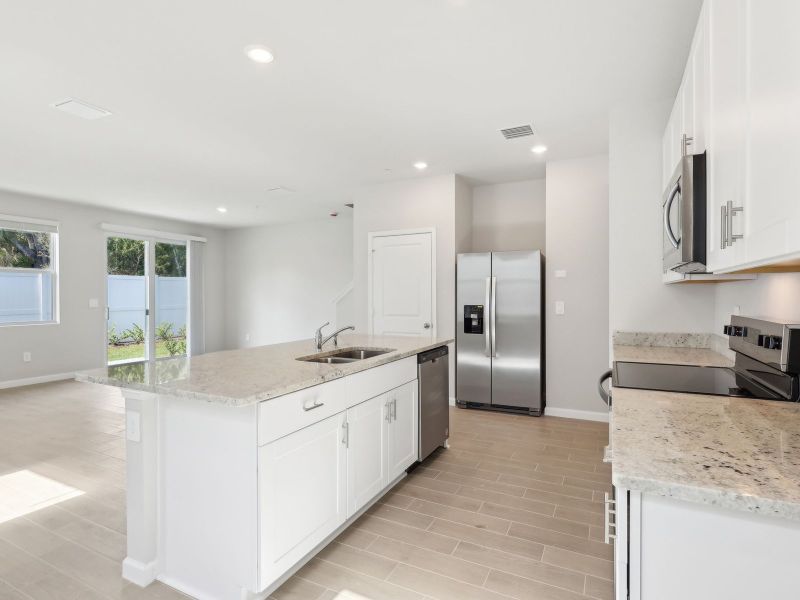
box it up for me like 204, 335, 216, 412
423, 322, 431, 329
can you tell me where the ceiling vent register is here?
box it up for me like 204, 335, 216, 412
500, 125, 533, 139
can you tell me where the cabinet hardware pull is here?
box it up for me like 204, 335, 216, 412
681, 133, 694, 157
385, 399, 392, 422
721, 204, 728, 249
342, 421, 349, 447
726, 201, 744, 246
392, 397, 397, 421
303, 399, 324, 411
604, 492, 617, 544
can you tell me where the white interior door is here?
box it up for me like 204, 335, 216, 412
369, 230, 434, 338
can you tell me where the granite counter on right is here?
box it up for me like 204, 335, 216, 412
607, 333, 800, 600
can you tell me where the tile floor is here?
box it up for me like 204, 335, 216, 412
0, 380, 612, 600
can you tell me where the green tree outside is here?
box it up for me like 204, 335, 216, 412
0, 229, 51, 269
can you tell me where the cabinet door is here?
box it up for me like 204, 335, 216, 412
689, 2, 708, 154
707, 0, 748, 272
387, 381, 418, 481
258, 412, 347, 588
745, 0, 800, 264
346, 394, 389, 517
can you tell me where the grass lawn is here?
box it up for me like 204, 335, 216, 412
107, 340, 184, 363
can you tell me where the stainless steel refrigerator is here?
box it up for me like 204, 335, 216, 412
456, 251, 544, 415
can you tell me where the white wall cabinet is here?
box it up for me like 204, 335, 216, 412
665, 0, 800, 274
614, 486, 800, 600
258, 411, 348, 588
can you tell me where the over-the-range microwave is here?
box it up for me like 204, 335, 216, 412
663, 151, 707, 273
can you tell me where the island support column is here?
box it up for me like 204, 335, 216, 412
121, 389, 160, 586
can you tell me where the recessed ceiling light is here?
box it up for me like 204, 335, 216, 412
216, 206, 228, 213
245, 45, 274, 64
413, 162, 428, 170
531, 145, 548, 154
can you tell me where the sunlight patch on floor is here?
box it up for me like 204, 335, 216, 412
0, 469, 84, 524
331, 591, 373, 600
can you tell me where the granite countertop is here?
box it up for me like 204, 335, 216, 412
610, 333, 800, 520
611, 388, 800, 520
76, 334, 453, 407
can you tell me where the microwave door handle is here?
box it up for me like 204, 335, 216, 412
664, 182, 681, 249
484, 277, 491, 357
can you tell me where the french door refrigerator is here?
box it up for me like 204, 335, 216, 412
456, 250, 544, 416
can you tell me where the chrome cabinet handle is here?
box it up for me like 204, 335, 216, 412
392, 397, 397, 421
490, 276, 497, 358
303, 399, 324, 411
726, 201, 743, 246
342, 421, 349, 447
385, 398, 392, 422
484, 277, 491, 357
664, 182, 681, 249
721, 204, 728, 249
604, 492, 616, 544
681, 133, 693, 157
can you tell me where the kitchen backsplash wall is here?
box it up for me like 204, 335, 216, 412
714, 273, 800, 338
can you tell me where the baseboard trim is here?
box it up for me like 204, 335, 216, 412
0, 371, 75, 390
122, 557, 158, 587
448, 396, 456, 406
544, 407, 609, 423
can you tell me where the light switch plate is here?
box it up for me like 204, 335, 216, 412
555, 301, 565, 315
23, 352, 31, 362
555, 270, 567, 278
126, 411, 141, 443
88, 298, 99, 308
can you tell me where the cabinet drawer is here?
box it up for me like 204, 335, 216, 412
258, 379, 346, 445
346, 357, 417, 408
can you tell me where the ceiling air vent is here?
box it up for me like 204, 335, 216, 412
500, 125, 533, 140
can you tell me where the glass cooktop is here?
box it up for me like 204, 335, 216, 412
612, 361, 785, 400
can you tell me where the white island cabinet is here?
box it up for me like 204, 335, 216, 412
76, 334, 449, 600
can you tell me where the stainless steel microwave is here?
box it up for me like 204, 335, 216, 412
663, 152, 707, 273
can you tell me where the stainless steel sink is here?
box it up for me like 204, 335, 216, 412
297, 347, 394, 364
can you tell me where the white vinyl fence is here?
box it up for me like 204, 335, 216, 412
107, 275, 187, 336
0, 271, 54, 324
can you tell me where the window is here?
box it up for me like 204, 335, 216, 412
0, 216, 59, 325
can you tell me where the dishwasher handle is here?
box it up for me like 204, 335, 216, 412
418, 346, 448, 363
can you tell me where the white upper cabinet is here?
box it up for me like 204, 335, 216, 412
707, 0, 748, 272
667, 0, 800, 273
743, 0, 800, 267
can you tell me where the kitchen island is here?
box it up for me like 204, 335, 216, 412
76, 334, 452, 600
609, 340, 800, 600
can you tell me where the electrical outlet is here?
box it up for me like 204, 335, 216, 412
555, 270, 567, 278
23, 352, 31, 362
126, 411, 141, 443
244, 333, 251, 343
555, 301, 565, 315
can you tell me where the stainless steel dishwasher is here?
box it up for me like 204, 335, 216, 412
418, 346, 450, 462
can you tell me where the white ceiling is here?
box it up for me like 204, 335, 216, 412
0, 0, 701, 228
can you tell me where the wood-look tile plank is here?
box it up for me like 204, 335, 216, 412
541, 546, 614, 581
368, 503, 435, 530
354, 514, 459, 554
479, 502, 590, 538
366, 535, 489, 587
296, 558, 425, 600
387, 563, 509, 600
507, 522, 614, 561
452, 541, 585, 594
428, 518, 545, 561
408, 498, 511, 534
483, 568, 586, 600
316, 541, 397, 579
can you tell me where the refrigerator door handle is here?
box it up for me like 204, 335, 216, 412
490, 276, 497, 358
484, 277, 492, 357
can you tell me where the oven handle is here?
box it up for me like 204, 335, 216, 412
598, 369, 612, 407
664, 181, 681, 249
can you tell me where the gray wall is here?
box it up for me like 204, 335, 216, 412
609, 102, 715, 341
224, 218, 354, 349
545, 155, 610, 416
472, 179, 546, 253
0, 189, 226, 383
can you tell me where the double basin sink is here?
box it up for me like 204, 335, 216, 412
296, 347, 393, 365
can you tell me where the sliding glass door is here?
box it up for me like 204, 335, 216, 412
106, 237, 150, 364
106, 236, 189, 365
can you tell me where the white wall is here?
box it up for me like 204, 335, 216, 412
472, 179, 546, 253
0, 188, 226, 384
545, 155, 610, 418
352, 174, 459, 394
609, 102, 715, 340
713, 274, 800, 338
224, 218, 354, 349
